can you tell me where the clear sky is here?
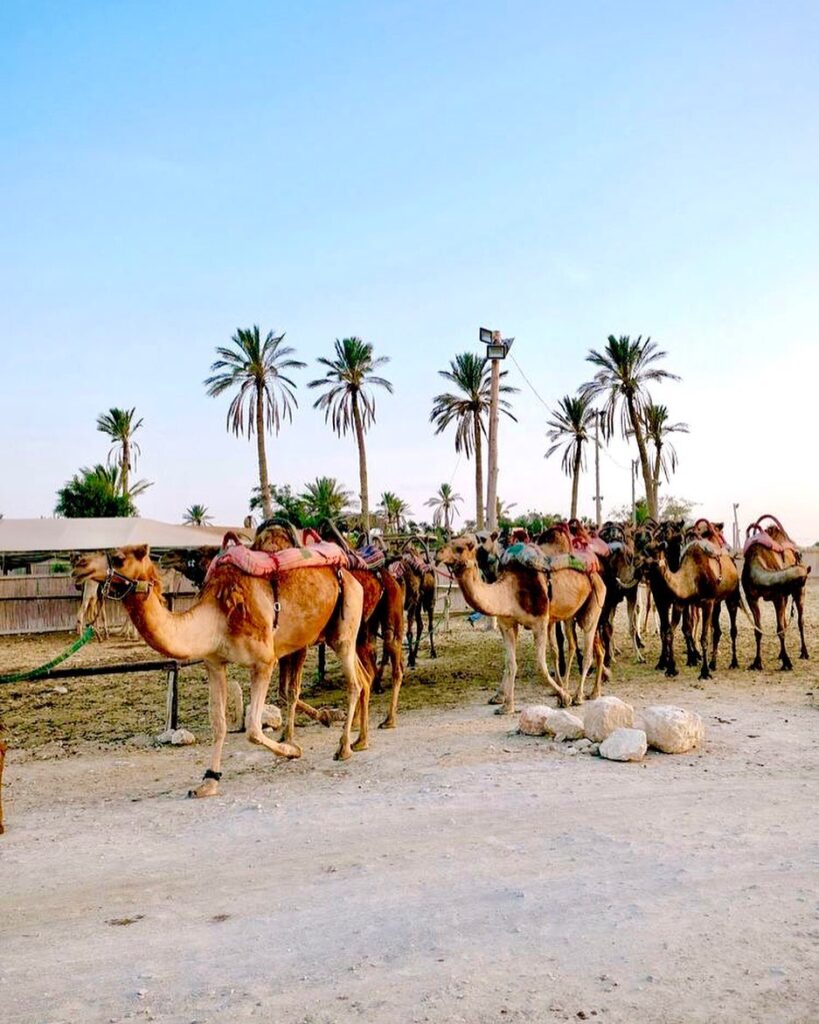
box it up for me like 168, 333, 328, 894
2, 1, 818, 542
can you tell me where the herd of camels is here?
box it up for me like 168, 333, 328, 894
67, 512, 810, 799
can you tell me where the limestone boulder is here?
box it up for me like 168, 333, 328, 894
543, 709, 585, 741
518, 705, 552, 736
245, 704, 283, 732
157, 728, 196, 746
641, 705, 704, 754
582, 696, 635, 743
599, 728, 647, 762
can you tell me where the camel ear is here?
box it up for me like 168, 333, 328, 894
465, 540, 476, 552
490, 531, 499, 542
132, 544, 149, 561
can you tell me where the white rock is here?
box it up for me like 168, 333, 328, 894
574, 738, 593, 752
52, 685, 69, 694
641, 705, 704, 754
543, 709, 585, 741
170, 728, 196, 746
583, 696, 635, 743
599, 728, 647, 762
156, 729, 174, 745
518, 705, 553, 736
245, 704, 283, 732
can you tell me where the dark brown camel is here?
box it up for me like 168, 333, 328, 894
742, 514, 810, 670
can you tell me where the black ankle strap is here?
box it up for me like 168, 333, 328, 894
203, 769, 222, 781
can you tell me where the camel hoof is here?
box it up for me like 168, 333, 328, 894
334, 746, 352, 761
494, 705, 514, 716
283, 742, 302, 758
372, 682, 384, 695
571, 696, 584, 707
800, 650, 810, 661
487, 692, 504, 706
729, 659, 739, 670
780, 661, 793, 672
351, 738, 369, 752
188, 779, 220, 799
665, 668, 679, 678
748, 660, 763, 671
379, 718, 396, 730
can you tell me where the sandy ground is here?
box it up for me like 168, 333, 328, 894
2, 600, 819, 1023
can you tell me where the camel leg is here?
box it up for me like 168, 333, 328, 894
246, 663, 302, 759
710, 601, 722, 671
683, 606, 699, 667
548, 622, 560, 676
532, 620, 572, 709
726, 593, 739, 669
280, 648, 307, 753
412, 606, 423, 664
563, 621, 577, 690
372, 636, 387, 694
663, 605, 679, 677
555, 621, 567, 679
379, 631, 404, 730
572, 589, 605, 705
492, 619, 519, 714
654, 593, 670, 672
748, 596, 764, 670
189, 663, 229, 798
427, 601, 437, 659
698, 601, 714, 681
795, 586, 809, 660
775, 597, 792, 671
627, 591, 645, 663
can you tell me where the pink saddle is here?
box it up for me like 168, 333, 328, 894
205, 537, 346, 582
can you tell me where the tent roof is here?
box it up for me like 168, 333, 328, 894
0, 518, 252, 561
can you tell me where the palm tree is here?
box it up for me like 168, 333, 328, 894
430, 353, 517, 529
204, 326, 306, 519
545, 394, 597, 518
378, 491, 412, 533
55, 464, 136, 518
183, 504, 213, 526
299, 476, 353, 522
581, 335, 679, 518
643, 403, 689, 500
96, 407, 145, 498
425, 483, 463, 537
308, 337, 393, 532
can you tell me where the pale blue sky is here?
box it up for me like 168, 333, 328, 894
2, 2, 818, 540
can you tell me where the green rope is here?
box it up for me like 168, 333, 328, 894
0, 625, 95, 684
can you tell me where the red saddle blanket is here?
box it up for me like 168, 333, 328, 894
206, 540, 346, 582
743, 532, 797, 557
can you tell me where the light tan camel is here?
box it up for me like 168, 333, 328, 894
742, 515, 810, 670
72, 544, 370, 797
438, 535, 606, 712
76, 579, 108, 639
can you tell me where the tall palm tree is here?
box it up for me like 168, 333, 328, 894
183, 504, 213, 526
545, 394, 597, 519
430, 352, 517, 529
378, 491, 411, 533
643, 402, 689, 500
205, 326, 305, 519
96, 407, 144, 498
299, 476, 353, 522
425, 483, 463, 537
581, 335, 679, 518
308, 337, 393, 532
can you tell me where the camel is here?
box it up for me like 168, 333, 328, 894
438, 534, 607, 712
253, 521, 407, 731
637, 519, 741, 680
742, 514, 810, 670
72, 544, 371, 797
596, 521, 645, 666
75, 578, 108, 639
399, 542, 438, 666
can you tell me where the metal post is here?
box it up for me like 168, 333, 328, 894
165, 662, 179, 731
732, 503, 740, 550
486, 351, 501, 531
594, 412, 602, 529
631, 459, 638, 525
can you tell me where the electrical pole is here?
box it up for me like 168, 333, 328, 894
594, 411, 602, 529
480, 328, 513, 532
732, 502, 740, 551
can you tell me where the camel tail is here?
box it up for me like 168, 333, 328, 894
737, 589, 762, 634
749, 562, 809, 591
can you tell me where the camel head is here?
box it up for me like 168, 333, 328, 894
159, 547, 219, 590
72, 545, 161, 597
632, 538, 667, 579
437, 535, 479, 574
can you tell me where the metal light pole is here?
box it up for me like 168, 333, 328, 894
480, 328, 513, 532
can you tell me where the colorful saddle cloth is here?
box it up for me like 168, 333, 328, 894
345, 544, 386, 572
681, 538, 731, 560
403, 554, 430, 575
501, 543, 599, 575
388, 560, 406, 580
743, 531, 797, 557
206, 539, 346, 582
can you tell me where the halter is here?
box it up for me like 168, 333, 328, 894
100, 553, 154, 601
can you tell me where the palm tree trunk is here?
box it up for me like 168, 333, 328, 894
627, 398, 656, 518
255, 383, 273, 519
570, 445, 582, 519
121, 437, 130, 498
652, 443, 662, 516
352, 395, 370, 532
474, 417, 485, 530
444, 504, 451, 539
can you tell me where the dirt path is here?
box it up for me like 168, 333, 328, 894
2, 678, 818, 1024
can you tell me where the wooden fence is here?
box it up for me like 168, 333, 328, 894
0, 572, 198, 636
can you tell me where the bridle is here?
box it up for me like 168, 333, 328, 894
99, 553, 154, 601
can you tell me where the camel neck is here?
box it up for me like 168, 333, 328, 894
455, 565, 512, 617
123, 586, 221, 661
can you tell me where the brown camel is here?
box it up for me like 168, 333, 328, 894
639, 519, 741, 680
438, 535, 606, 711
72, 544, 370, 797
253, 522, 407, 731
401, 548, 438, 666
742, 515, 810, 670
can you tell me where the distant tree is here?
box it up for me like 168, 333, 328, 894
545, 394, 597, 519
299, 477, 353, 522
55, 465, 136, 518
249, 484, 309, 524
183, 504, 213, 526
308, 337, 393, 533
378, 491, 412, 533
96, 407, 146, 499
430, 353, 518, 530
510, 510, 563, 535
582, 335, 679, 518
425, 483, 463, 538
205, 326, 305, 520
